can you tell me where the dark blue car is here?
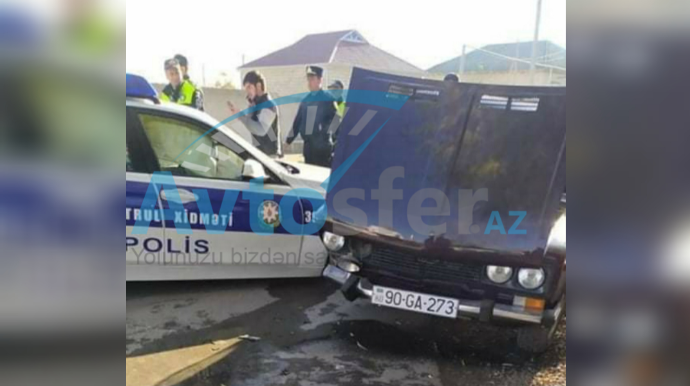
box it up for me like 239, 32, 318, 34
320, 68, 566, 353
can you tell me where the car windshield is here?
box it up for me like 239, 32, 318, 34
172, 104, 291, 175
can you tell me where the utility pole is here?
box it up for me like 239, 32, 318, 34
530, 0, 543, 85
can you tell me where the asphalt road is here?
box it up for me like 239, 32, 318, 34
126, 278, 565, 386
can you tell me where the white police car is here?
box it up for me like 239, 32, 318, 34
126, 74, 329, 281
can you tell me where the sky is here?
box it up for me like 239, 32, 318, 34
126, 0, 566, 85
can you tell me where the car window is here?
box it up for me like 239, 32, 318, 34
216, 144, 245, 180
138, 113, 245, 181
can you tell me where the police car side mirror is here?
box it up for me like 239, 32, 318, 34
242, 159, 267, 180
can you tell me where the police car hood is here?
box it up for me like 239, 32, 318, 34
279, 161, 330, 194
326, 68, 567, 265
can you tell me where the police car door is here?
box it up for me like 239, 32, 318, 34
126, 107, 168, 281
131, 108, 305, 280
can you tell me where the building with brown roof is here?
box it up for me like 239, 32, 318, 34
239, 30, 425, 98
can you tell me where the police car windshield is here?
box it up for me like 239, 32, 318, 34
155, 102, 289, 174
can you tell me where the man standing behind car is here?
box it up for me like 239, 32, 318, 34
228, 71, 282, 158
286, 66, 339, 167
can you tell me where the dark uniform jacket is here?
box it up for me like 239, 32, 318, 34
287, 89, 339, 167
238, 93, 282, 157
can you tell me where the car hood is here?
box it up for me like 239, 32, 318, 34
326, 68, 566, 264
281, 161, 330, 195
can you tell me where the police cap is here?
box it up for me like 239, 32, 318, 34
164, 58, 181, 70
328, 80, 344, 90
306, 66, 324, 78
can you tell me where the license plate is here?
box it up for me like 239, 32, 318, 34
372, 286, 458, 319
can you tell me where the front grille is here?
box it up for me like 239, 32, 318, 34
362, 247, 483, 284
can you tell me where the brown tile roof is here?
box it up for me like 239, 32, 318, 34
332, 41, 423, 74
240, 30, 423, 74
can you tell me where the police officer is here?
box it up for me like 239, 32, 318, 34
286, 66, 339, 167
174, 54, 192, 82
160, 58, 204, 111
174, 55, 205, 110
328, 80, 346, 118
228, 71, 282, 157
327, 80, 347, 152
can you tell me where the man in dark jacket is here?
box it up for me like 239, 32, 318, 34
228, 71, 282, 157
286, 66, 339, 167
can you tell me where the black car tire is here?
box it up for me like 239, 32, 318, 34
517, 297, 565, 354
517, 325, 555, 354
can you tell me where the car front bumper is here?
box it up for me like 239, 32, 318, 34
323, 265, 564, 326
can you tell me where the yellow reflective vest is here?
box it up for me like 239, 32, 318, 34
160, 80, 201, 109
336, 101, 346, 118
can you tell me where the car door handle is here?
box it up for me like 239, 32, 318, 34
160, 189, 198, 204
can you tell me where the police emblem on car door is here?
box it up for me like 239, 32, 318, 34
260, 200, 281, 229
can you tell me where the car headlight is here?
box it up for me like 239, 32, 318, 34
322, 231, 345, 252
486, 266, 513, 284
518, 268, 546, 290
337, 259, 361, 273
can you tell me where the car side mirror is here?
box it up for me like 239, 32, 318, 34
242, 159, 267, 180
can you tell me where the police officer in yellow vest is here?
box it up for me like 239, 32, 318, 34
174, 54, 205, 111
327, 80, 346, 152
328, 80, 346, 118
160, 58, 204, 111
